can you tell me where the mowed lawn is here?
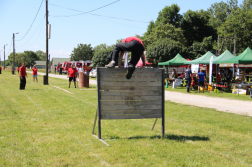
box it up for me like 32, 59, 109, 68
0, 71, 252, 166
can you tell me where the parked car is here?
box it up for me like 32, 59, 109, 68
90, 69, 97, 78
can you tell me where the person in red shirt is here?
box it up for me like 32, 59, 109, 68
0, 66, 2, 74
32, 65, 38, 83
67, 64, 78, 88
17, 67, 19, 75
106, 36, 146, 79
19, 62, 28, 90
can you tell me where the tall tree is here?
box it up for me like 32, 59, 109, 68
70, 44, 94, 61
155, 4, 182, 28
181, 9, 217, 47
93, 43, 108, 52
24, 51, 39, 68
35, 50, 46, 61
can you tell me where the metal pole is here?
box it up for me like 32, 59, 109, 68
44, 0, 49, 85
12, 33, 15, 75
4, 45, 6, 69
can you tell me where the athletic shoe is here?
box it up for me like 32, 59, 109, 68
126, 66, 135, 80
106, 62, 115, 68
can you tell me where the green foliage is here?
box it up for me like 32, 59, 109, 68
7, 51, 38, 68
155, 4, 183, 28
92, 48, 113, 68
146, 38, 182, 67
70, 43, 94, 61
142, 23, 185, 48
181, 10, 217, 47
35, 50, 46, 61
24, 51, 39, 68
93, 43, 108, 52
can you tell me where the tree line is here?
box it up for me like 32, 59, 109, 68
3, 0, 251, 68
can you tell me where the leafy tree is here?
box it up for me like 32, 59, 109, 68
92, 48, 113, 68
155, 4, 182, 28
181, 9, 217, 47
144, 21, 155, 36
24, 51, 39, 68
146, 38, 182, 67
36, 50, 46, 60
218, 7, 252, 54
93, 43, 108, 52
70, 44, 94, 61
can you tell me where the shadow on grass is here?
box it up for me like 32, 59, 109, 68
108, 134, 210, 142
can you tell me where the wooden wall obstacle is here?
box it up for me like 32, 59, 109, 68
93, 67, 165, 139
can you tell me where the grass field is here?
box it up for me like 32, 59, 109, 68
0, 70, 252, 166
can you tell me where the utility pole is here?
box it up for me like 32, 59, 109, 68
44, 0, 49, 85
12, 33, 15, 75
4, 44, 7, 69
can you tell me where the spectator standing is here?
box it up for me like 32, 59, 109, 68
171, 69, 177, 78
185, 65, 192, 93
67, 64, 78, 88
197, 69, 206, 93
0, 66, 2, 74
32, 65, 38, 83
19, 62, 28, 90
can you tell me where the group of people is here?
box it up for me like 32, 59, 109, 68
18, 63, 38, 90
185, 65, 206, 93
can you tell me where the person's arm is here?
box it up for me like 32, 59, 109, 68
118, 51, 124, 69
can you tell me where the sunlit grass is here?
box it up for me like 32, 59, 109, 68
0, 70, 252, 166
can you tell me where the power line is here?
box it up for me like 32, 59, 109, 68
16, 0, 44, 41
16, 16, 45, 48
49, 0, 120, 17
49, 2, 149, 23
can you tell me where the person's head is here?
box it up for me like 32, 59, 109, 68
200, 69, 203, 72
188, 65, 191, 69
33, 65, 36, 69
22, 62, 25, 67
71, 64, 75, 68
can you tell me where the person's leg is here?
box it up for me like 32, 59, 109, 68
187, 78, 191, 92
74, 77, 76, 88
20, 77, 23, 89
33, 76, 35, 82
24, 77, 26, 89
36, 76, 38, 83
69, 81, 71, 88
198, 83, 200, 93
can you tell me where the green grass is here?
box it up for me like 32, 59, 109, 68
0, 70, 252, 166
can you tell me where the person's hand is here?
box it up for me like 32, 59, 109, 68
20, 76, 23, 80
118, 65, 123, 69
140, 66, 145, 70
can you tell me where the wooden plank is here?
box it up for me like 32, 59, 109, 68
100, 75, 162, 82
101, 109, 162, 115
100, 90, 162, 96
100, 100, 162, 106
101, 113, 162, 119
100, 86, 162, 91
100, 95, 162, 101
100, 71, 162, 78
100, 81, 162, 87
98, 67, 162, 75
101, 104, 162, 111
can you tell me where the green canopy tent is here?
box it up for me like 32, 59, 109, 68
217, 47, 252, 64
158, 53, 189, 66
158, 53, 189, 79
200, 50, 235, 64
184, 51, 217, 64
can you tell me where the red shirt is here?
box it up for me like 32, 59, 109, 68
68, 68, 78, 77
0, 67, 2, 70
32, 68, 37, 75
122, 36, 144, 46
19, 66, 26, 76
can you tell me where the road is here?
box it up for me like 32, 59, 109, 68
28, 71, 252, 117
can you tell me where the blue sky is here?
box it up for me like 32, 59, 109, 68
0, 0, 241, 61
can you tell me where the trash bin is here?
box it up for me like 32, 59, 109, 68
79, 71, 89, 88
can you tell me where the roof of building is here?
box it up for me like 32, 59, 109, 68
51, 58, 71, 66
35, 61, 46, 66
